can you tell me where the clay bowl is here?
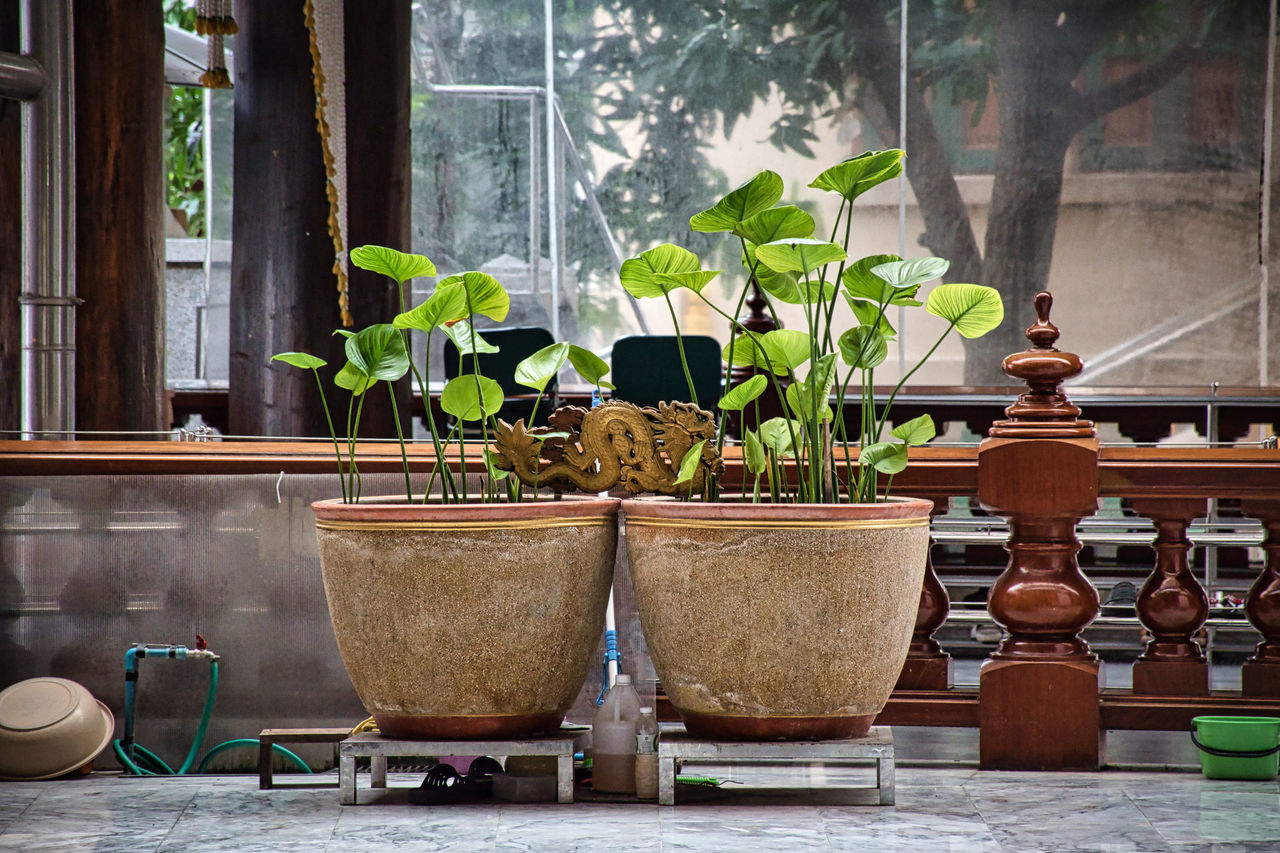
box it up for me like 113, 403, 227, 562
0, 677, 115, 780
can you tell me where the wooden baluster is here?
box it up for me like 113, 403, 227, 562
1241, 500, 1280, 697
977, 292, 1103, 771
727, 282, 780, 439
896, 502, 952, 690
1129, 498, 1210, 695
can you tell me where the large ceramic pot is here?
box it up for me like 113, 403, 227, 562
313, 496, 618, 739
623, 497, 932, 740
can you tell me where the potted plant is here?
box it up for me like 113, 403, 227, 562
616, 148, 1003, 739
273, 246, 619, 739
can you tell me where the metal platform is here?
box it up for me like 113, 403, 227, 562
338, 728, 591, 805
657, 725, 895, 806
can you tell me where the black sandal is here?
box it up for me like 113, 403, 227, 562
407, 757, 502, 805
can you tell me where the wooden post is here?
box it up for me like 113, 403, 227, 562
1241, 500, 1280, 697
978, 291, 1102, 771
896, 501, 952, 690
727, 282, 780, 438
74, 0, 167, 435
1130, 498, 1210, 696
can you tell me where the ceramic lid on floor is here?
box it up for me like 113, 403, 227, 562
0, 677, 115, 780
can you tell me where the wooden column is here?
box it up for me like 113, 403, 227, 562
74, 0, 167, 434
896, 501, 952, 690
0, 0, 19, 433
727, 282, 780, 438
978, 292, 1102, 771
1130, 498, 1209, 696
1242, 500, 1280, 697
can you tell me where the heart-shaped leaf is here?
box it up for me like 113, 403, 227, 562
759, 417, 801, 457
738, 205, 815, 245
871, 257, 950, 289
619, 244, 702, 299
273, 351, 327, 370
438, 271, 510, 322
442, 320, 499, 355
515, 342, 570, 393
689, 170, 784, 233
394, 280, 468, 330
755, 238, 847, 275
743, 429, 768, 476
335, 362, 374, 395
808, 149, 904, 202
860, 441, 909, 474
925, 283, 1005, 338
440, 374, 504, 421
652, 269, 721, 294
785, 368, 834, 423
842, 254, 920, 306
717, 374, 767, 411
344, 324, 410, 382
842, 292, 898, 340
568, 345, 615, 390
721, 329, 812, 375
673, 439, 707, 486
753, 247, 835, 305
838, 326, 888, 369
349, 245, 436, 284
891, 414, 937, 446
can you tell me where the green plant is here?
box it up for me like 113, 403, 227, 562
273, 246, 612, 504
620, 148, 1004, 503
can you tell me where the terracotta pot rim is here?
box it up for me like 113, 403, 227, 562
313, 494, 620, 523
620, 495, 933, 522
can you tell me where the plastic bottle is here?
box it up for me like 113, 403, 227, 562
634, 706, 659, 800
592, 673, 641, 793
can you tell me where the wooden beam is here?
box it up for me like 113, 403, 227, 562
73, 0, 167, 434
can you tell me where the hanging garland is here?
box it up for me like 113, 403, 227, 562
196, 0, 236, 89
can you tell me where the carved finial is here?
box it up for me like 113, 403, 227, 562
989, 290, 1095, 438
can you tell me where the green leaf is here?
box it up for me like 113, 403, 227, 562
871, 257, 950, 290
334, 362, 374, 395
717, 374, 767, 411
440, 374, 504, 421
755, 238, 847, 275
838, 326, 888, 369
568, 345, 613, 389
530, 431, 571, 442
891, 414, 937, 446
673, 439, 707, 485
721, 329, 811, 375
344, 324, 410, 382
652, 269, 721, 294
842, 254, 918, 306
842, 292, 898, 340
808, 149, 904, 202
333, 329, 356, 339
619, 244, 702, 299
272, 351, 326, 370
514, 342, 570, 393
750, 243, 834, 304
785, 367, 834, 423
738, 205, 815, 245
743, 243, 800, 302
759, 417, 801, 458
743, 429, 768, 476
438, 271, 510, 322
349, 245, 436, 284
689, 170, 784, 233
484, 449, 510, 481
394, 280, 467, 330
925, 283, 1005, 338
442, 320, 499, 355
861, 441, 909, 475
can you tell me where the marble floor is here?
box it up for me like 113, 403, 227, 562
2, 761, 1279, 852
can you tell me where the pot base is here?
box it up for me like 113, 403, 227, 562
680, 710, 876, 742
372, 712, 564, 740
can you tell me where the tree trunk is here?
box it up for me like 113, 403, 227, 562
74, 0, 168, 435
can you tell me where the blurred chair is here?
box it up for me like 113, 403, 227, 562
443, 326, 556, 430
610, 335, 722, 411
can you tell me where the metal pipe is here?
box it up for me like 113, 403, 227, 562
0, 49, 44, 100
19, 0, 76, 439
544, 0, 560, 341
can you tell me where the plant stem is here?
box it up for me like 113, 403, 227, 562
311, 367, 347, 503
662, 292, 698, 407
874, 323, 956, 441
386, 383, 412, 502
409, 337, 457, 503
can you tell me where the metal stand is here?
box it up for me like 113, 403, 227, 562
657, 726, 895, 806
338, 729, 590, 805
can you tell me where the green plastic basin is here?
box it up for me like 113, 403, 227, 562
1190, 716, 1280, 780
